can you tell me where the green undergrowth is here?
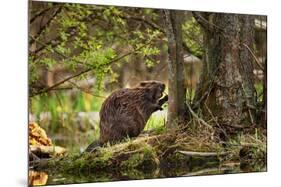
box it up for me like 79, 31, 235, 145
30, 91, 105, 133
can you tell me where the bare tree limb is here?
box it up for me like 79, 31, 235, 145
242, 43, 264, 71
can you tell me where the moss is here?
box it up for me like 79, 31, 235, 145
120, 144, 159, 170
120, 153, 144, 169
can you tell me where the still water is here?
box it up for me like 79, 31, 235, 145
29, 160, 265, 186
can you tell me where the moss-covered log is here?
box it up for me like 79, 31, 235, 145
32, 128, 266, 175
33, 129, 224, 172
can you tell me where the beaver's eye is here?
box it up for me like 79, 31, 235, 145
140, 82, 147, 87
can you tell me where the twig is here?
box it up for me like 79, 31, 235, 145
192, 12, 211, 31
242, 43, 264, 71
121, 12, 202, 59
29, 35, 84, 65
192, 12, 223, 32
30, 6, 52, 24
49, 86, 73, 91
66, 79, 107, 99
30, 40, 153, 97
120, 14, 165, 33
204, 103, 229, 139
186, 103, 212, 129
30, 68, 91, 97
30, 6, 63, 44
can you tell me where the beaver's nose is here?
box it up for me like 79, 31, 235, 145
161, 84, 165, 90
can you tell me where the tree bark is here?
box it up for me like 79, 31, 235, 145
164, 10, 186, 127
194, 13, 256, 132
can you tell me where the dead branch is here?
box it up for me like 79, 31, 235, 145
186, 103, 213, 129
177, 150, 229, 157
242, 43, 264, 71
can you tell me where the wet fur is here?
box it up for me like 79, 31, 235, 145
85, 81, 168, 152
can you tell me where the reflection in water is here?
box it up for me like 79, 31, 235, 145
30, 161, 265, 186
28, 170, 48, 186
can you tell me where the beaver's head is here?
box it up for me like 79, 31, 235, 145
138, 80, 166, 102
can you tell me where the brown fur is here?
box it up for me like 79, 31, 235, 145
98, 80, 168, 145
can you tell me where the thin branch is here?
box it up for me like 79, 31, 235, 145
32, 36, 60, 54
66, 79, 106, 99
192, 12, 212, 31
50, 86, 73, 91
29, 35, 86, 67
204, 103, 229, 139
29, 41, 153, 97
120, 14, 165, 33
186, 103, 213, 129
121, 12, 202, 59
30, 68, 91, 97
30, 6, 63, 44
30, 6, 52, 24
242, 43, 264, 71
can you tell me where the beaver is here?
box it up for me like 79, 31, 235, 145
85, 80, 168, 152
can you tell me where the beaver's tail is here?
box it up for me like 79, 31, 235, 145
84, 140, 100, 153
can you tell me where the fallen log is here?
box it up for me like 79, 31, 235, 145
30, 145, 66, 158
177, 150, 229, 157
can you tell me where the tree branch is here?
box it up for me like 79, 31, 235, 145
242, 43, 264, 71
192, 12, 212, 31
30, 68, 91, 97
30, 6, 52, 24
120, 14, 165, 33
29, 40, 154, 97
121, 12, 202, 59
30, 6, 63, 44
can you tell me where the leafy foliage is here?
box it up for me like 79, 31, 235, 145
29, 2, 164, 95
182, 17, 204, 57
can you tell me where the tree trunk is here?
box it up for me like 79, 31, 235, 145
194, 13, 256, 133
164, 10, 186, 127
